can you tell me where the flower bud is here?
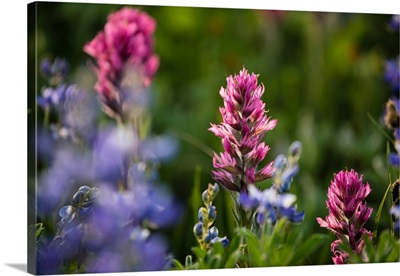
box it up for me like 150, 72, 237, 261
208, 226, 219, 239
273, 154, 287, 171
40, 57, 69, 81
59, 205, 72, 219
288, 141, 302, 160
256, 210, 266, 225
185, 255, 193, 268
204, 232, 212, 243
78, 186, 91, 193
198, 207, 207, 223
207, 205, 217, 222
221, 237, 230, 247
129, 227, 150, 242
202, 190, 210, 204
211, 236, 230, 247
212, 183, 220, 195
72, 190, 85, 207
279, 164, 299, 192
193, 222, 203, 239
76, 206, 92, 218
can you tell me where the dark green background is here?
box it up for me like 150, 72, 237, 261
28, 1, 399, 266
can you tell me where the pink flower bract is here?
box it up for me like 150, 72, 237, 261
84, 7, 159, 120
209, 68, 277, 192
317, 169, 373, 264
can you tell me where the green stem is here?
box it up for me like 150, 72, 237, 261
367, 112, 395, 144
373, 172, 392, 244
43, 106, 50, 128
260, 221, 266, 247
170, 127, 214, 158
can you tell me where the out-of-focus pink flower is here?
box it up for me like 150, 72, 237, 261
209, 68, 277, 193
317, 169, 373, 264
84, 7, 159, 120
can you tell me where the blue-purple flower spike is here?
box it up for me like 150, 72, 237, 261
272, 141, 302, 193
240, 184, 304, 225
384, 59, 400, 93
388, 14, 400, 32
391, 205, 400, 237
193, 183, 229, 250
40, 57, 69, 83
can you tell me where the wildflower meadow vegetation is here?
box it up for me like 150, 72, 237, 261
27, 3, 400, 275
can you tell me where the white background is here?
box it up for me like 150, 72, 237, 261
1, 0, 399, 275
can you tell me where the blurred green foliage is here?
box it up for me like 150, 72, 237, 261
28, 2, 399, 266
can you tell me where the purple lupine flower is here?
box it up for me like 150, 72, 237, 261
83, 185, 177, 272
193, 183, 229, 250
391, 205, 400, 236
37, 82, 100, 144
36, 146, 97, 216
39, 178, 180, 274
316, 169, 373, 264
239, 184, 305, 225
37, 83, 76, 112
58, 185, 100, 224
40, 57, 69, 84
388, 14, 400, 32
37, 123, 179, 217
389, 152, 400, 166
84, 7, 159, 121
271, 141, 302, 193
85, 182, 180, 242
384, 58, 399, 92
37, 85, 65, 110
209, 68, 277, 193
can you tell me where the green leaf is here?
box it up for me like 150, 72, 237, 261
190, 165, 202, 222
223, 235, 242, 268
362, 234, 375, 263
375, 230, 400, 262
290, 233, 328, 265
172, 259, 185, 270
231, 206, 240, 227
373, 173, 392, 243
367, 113, 395, 144
235, 227, 261, 266
226, 234, 241, 253
185, 255, 193, 269
171, 127, 214, 158
266, 219, 287, 252
235, 227, 259, 252
191, 246, 207, 260
211, 241, 224, 255
28, 223, 45, 254
224, 249, 242, 268
28, 223, 44, 241
207, 253, 222, 269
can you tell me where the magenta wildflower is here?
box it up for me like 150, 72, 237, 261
317, 169, 373, 264
84, 7, 159, 121
209, 68, 277, 193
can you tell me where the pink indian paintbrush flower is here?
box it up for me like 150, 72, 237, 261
317, 169, 373, 264
84, 7, 159, 121
209, 68, 277, 193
